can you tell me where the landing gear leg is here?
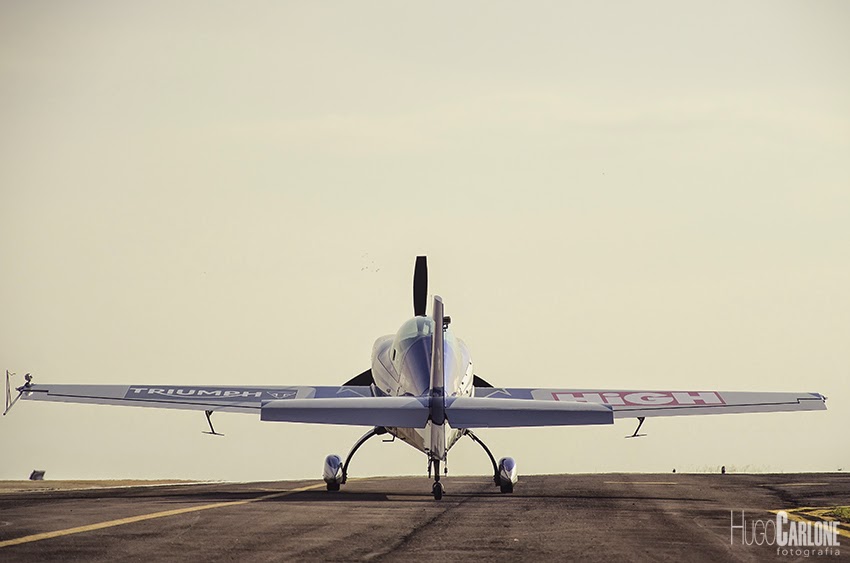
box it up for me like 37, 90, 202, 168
341, 426, 387, 484
466, 430, 500, 486
432, 458, 444, 500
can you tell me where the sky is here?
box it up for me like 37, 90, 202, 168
1, 1, 848, 481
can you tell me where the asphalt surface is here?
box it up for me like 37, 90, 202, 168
0, 474, 848, 562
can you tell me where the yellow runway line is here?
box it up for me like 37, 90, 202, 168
770, 508, 850, 540
604, 481, 678, 485
0, 482, 325, 549
762, 483, 830, 487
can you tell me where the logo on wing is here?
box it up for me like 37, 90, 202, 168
552, 391, 725, 406
265, 391, 297, 400
124, 387, 298, 400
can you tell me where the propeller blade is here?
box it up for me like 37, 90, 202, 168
413, 256, 428, 316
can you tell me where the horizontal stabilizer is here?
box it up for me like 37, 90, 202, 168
260, 397, 430, 427
445, 397, 614, 428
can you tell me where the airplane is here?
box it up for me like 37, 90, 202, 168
4, 256, 828, 499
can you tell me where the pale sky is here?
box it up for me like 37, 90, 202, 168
1, 1, 848, 481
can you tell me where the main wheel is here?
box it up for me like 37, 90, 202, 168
432, 481, 444, 500
326, 482, 340, 491
499, 481, 513, 494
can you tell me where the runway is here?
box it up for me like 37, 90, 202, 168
1, 474, 848, 561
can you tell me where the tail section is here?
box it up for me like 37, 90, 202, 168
429, 296, 446, 461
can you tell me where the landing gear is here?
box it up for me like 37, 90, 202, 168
466, 431, 518, 494
323, 454, 343, 490
341, 426, 387, 484
466, 430, 500, 487
497, 457, 517, 494
322, 426, 387, 491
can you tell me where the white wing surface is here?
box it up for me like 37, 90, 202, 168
474, 388, 827, 418
18, 383, 375, 414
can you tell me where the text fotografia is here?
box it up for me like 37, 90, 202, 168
731, 511, 840, 557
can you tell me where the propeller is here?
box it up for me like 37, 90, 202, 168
413, 256, 428, 316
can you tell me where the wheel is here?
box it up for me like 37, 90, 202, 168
432, 481, 444, 500
326, 482, 340, 491
499, 481, 513, 494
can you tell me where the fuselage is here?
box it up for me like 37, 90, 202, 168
370, 315, 475, 462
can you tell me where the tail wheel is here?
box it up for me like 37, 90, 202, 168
432, 481, 444, 500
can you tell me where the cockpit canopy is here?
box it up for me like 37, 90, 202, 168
394, 317, 436, 345
390, 317, 436, 395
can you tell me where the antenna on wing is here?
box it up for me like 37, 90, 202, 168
626, 416, 646, 438
413, 256, 428, 316
202, 410, 224, 436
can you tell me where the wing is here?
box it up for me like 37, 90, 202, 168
19, 383, 375, 414
473, 388, 827, 418
16, 382, 436, 427
16, 383, 827, 428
